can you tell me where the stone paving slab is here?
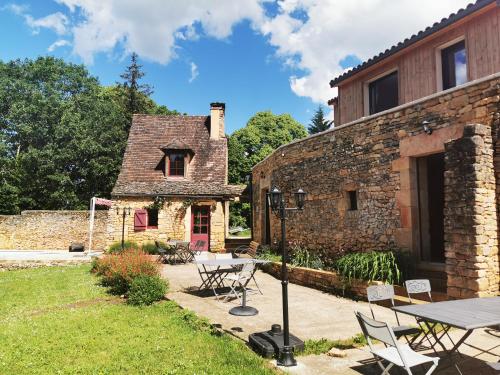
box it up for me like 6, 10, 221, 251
163, 263, 499, 374
163, 263, 416, 341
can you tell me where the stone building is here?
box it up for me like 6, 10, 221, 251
252, 0, 500, 297
109, 103, 243, 251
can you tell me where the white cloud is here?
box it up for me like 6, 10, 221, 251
189, 62, 199, 83
10, 0, 473, 104
25, 12, 68, 35
1, 3, 28, 15
47, 39, 71, 52
260, 0, 472, 103
4, 3, 68, 35
54, 0, 266, 64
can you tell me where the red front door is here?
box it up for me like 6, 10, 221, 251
191, 206, 210, 251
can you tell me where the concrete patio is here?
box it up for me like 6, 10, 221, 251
162, 262, 499, 374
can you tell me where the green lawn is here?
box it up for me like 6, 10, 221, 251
0, 265, 276, 374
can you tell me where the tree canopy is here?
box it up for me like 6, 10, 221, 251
0, 56, 176, 214
227, 111, 307, 228
308, 105, 333, 134
228, 111, 307, 184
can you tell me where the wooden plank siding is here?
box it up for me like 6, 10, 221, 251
337, 5, 500, 125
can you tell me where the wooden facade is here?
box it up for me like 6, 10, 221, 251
334, 3, 500, 125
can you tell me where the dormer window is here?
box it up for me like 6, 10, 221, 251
168, 153, 185, 177
160, 139, 194, 179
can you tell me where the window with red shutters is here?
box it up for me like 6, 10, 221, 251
134, 209, 147, 231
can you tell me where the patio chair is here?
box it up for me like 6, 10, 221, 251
366, 285, 421, 345
175, 241, 192, 263
355, 311, 439, 375
194, 253, 225, 300
223, 261, 258, 303
155, 241, 176, 264
191, 240, 206, 255
231, 245, 251, 258
405, 279, 457, 353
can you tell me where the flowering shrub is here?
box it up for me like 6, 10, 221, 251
93, 249, 160, 295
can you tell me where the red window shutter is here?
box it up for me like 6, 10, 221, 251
134, 209, 147, 231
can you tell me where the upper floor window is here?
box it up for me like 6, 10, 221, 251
441, 40, 467, 90
168, 153, 185, 177
368, 71, 398, 115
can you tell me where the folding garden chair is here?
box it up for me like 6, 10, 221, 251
155, 240, 176, 264
223, 261, 258, 303
405, 279, 457, 353
231, 245, 251, 258
194, 253, 226, 300
355, 311, 439, 375
366, 285, 421, 345
175, 241, 192, 263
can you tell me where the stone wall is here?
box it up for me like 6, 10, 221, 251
252, 74, 500, 298
108, 197, 226, 251
444, 124, 499, 298
0, 211, 108, 250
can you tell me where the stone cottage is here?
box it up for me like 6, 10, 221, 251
252, 0, 500, 298
109, 103, 244, 251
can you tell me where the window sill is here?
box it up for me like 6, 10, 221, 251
147, 226, 158, 230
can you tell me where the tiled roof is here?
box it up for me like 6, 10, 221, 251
113, 181, 245, 197
112, 114, 237, 198
330, 0, 496, 87
160, 139, 193, 152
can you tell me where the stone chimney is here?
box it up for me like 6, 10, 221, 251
210, 102, 225, 139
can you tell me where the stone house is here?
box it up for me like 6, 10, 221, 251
109, 103, 243, 251
252, 0, 500, 298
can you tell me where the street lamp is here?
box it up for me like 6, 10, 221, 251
267, 186, 306, 366
116, 207, 131, 250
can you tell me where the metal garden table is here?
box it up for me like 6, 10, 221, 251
194, 258, 268, 315
194, 258, 267, 288
393, 297, 500, 372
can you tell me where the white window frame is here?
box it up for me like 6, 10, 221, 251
435, 36, 467, 92
363, 67, 399, 116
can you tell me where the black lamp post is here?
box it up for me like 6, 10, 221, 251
116, 207, 131, 250
267, 186, 306, 367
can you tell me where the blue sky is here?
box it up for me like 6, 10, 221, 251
0, 0, 470, 134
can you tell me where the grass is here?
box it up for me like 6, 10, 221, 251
299, 334, 368, 356
0, 265, 276, 374
233, 228, 251, 237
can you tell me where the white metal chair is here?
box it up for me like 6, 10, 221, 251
366, 285, 421, 344
223, 261, 259, 303
405, 279, 459, 353
355, 311, 439, 375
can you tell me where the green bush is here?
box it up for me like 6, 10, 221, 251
107, 240, 139, 254
141, 242, 161, 255
127, 275, 168, 306
334, 251, 401, 284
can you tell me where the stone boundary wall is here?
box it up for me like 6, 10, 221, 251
253, 76, 499, 254
252, 75, 499, 298
0, 211, 108, 250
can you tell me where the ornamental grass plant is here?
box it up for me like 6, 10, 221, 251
334, 251, 401, 284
